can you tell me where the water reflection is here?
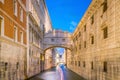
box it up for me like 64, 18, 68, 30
38, 64, 65, 80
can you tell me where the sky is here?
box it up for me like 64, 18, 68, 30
45, 0, 92, 54
56, 48, 65, 55
45, 0, 92, 33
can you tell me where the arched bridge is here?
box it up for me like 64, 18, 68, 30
43, 30, 73, 51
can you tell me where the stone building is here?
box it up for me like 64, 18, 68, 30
68, 0, 120, 80
43, 29, 72, 69
26, 0, 54, 77
41, 0, 55, 70
51, 48, 57, 67
0, 0, 27, 80
44, 49, 53, 70
26, 0, 47, 78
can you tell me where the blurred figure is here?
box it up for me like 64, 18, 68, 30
56, 64, 64, 80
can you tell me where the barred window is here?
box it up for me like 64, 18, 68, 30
84, 41, 86, 48
103, 61, 107, 72
84, 25, 86, 31
83, 61, 85, 67
79, 44, 81, 49
5, 62, 8, 71
14, 26, 18, 42
103, 27, 108, 39
51, 38, 54, 42
75, 61, 77, 66
91, 15, 94, 24
79, 32, 81, 37
91, 62, 93, 70
103, 0, 107, 13
62, 38, 65, 42
20, 31, 23, 43
16, 62, 19, 69
0, 17, 2, 35
91, 36, 94, 44
78, 61, 80, 67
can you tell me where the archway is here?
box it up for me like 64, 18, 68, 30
42, 30, 73, 70
43, 46, 71, 69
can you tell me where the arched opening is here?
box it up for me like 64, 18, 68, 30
43, 46, 72, 53
42, 29, 73, 70
43, 46, 72, 70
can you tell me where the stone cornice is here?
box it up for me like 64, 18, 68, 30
72, 0, 102, 38
18, 0, 26, 11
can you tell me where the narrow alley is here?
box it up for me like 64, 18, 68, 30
0, 0, 120, 80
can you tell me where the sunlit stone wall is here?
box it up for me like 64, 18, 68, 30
1, 40, 26, 80
0, 0, 27, 80
69, 0, 120, 80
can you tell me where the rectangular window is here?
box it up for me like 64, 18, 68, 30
51, 38, 54, 42
84, 41, 86, 48
103, 27, 108, 39
73, 39, 75, 42
79, 44, 81, 49
78, 61, 80, 67
20, 31, 23, 43
91, 62, 93, 70
91, 36, 94, 44
32, 29, 34, 42
14, 0, 18, 16
75, 61, 77, 66
5, 62, 8, 71
103, 0, 107, 13
14, 27, 17, 42
84, 25, 86, 31
16, 62, 19, 69
76, 36, 78, 41
91, 15, 94, 24
20, 7, 23, 22
103, 61, 107, 72
0, 17, 2, 35
79, 32, 81, 37
62, 38, 65, 42
83, 61, 85, 67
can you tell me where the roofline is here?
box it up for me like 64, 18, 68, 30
43, 0, 53, 30
72, 0, 102, 38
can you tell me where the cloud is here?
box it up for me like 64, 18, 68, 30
70, 21, 77, 27
69, 21, 77, 32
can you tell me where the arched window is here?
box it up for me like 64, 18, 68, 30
0, 17, 2, 35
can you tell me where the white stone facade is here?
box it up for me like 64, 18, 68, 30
26, 0, 45, 78
0, 38, 26, 80
68, 0, 120, 80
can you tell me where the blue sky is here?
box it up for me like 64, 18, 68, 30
45, 0, 92, 54
56, 48, 65, 55
45, 0, 92, 33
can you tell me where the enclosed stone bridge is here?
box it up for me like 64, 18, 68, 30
43, 30, 73, 52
